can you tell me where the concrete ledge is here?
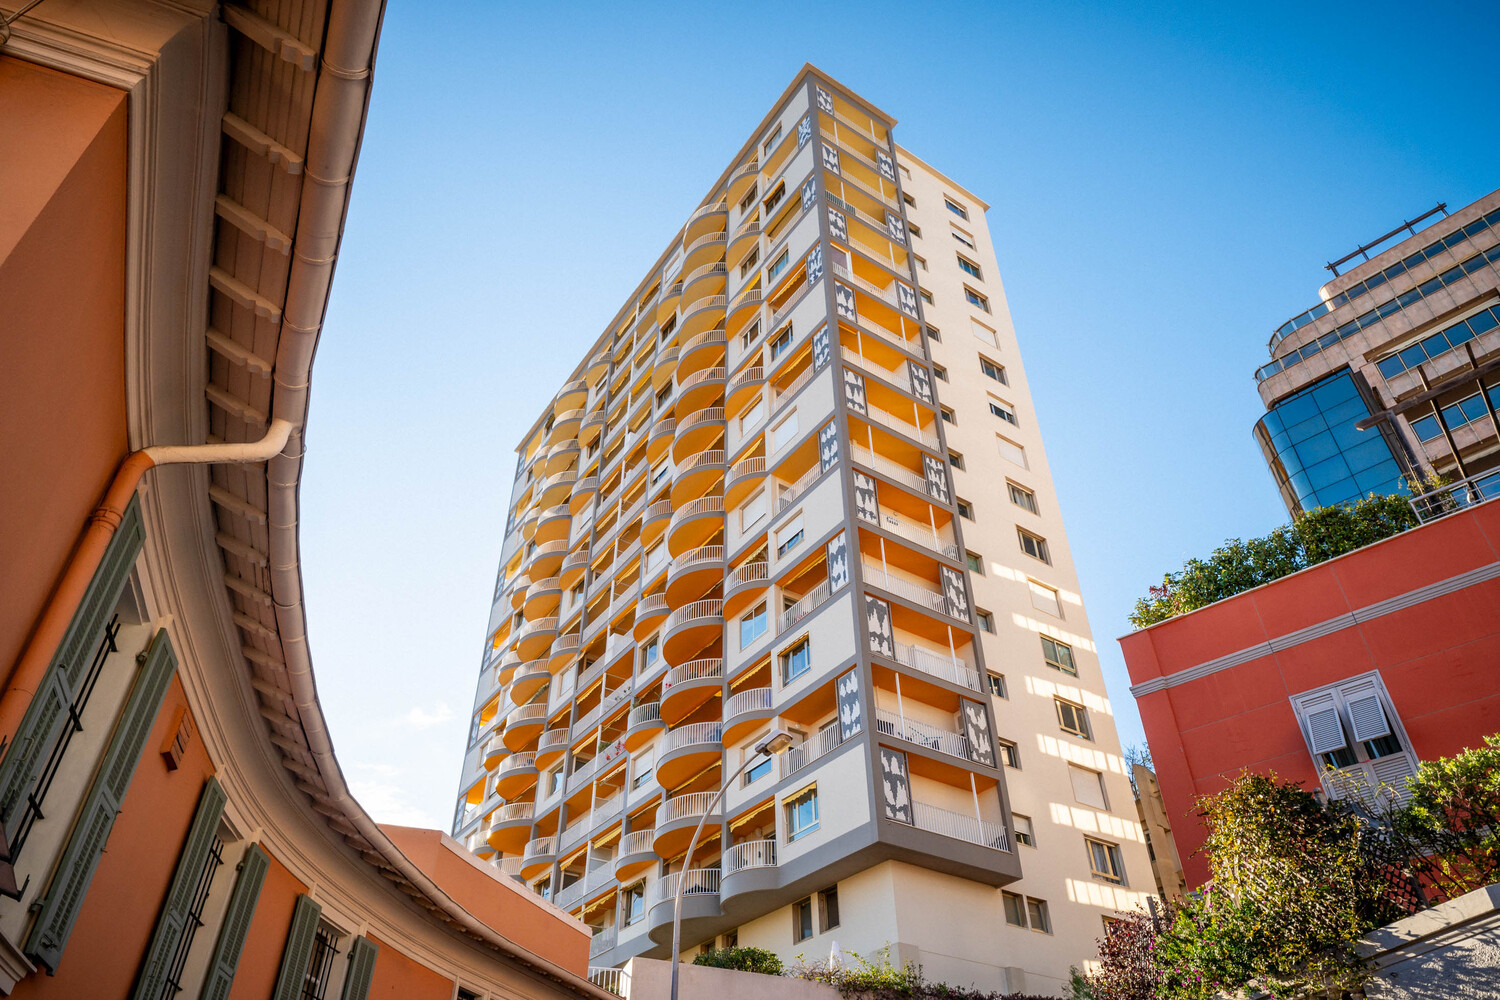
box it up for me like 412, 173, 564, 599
621, 957, 837, 1000
1357, 884, 1500, 960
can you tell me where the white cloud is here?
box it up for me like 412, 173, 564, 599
399, 702, 454, 730
349, 778, 443, 829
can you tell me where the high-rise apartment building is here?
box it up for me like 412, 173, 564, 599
1253, 190, 1500, 515
453, 66, 1149, 994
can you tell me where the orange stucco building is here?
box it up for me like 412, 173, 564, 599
0, 3, 606, 998
1121, 499, 1500, 887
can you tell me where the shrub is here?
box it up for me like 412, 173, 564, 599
1392, 733, 1500, 902
693, 945, 784, 976
791, 945, 1059, 999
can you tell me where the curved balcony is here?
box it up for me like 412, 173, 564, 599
556, 378, 588, 412
726, 287, 763, 337
613, 828, 659, 882
482, 732, 508, 769
485, 802, 535, 854
682, 230, 727, 272
640, 498, 674, 550
549, 409, 583, 445
515, 615, 559, 661
652, 791, 722, 858
669, 448, 726, 510
678, 321, 728, 381
727, 156, 759, 200
725, 455, 767, 508
681, 262, 727, 309
496, 649, 524, 686
534, 504, 572, 546
570, 474, 600, 514
679, 294, 728, 343
520, 835, 557, 879
657, 278, 684, 324
651, 344, 680, 392
579, 409, 606, 446
683, 199, 728, 246
495, 751, 539, 798
670, 406, 726, 465
673, 365, 726, 421
725, 363, 765, 408
559, 549, 590, 588
502, 704, 548, 752
586, 349, 611, 386
527, 539, 568, 579
509, 658, 551, 704
665, 545, 726, 609
624, 701, 665, 752
721, 839, 778, 903
633, 592, 671, 641
661, 658, 724, 727
647, 868, 722, 946
543, 448, 578, 482
523, 575, 562, 620
518, 505, 540, 541
536, 728, 571, 769
723, 559, 770, 621
727, 222, 761, 267
723, 687, 774, 744
508, 573, 531, 611
647, 417, 676, 465
548, 630, 583, 673
665, 493, 725, 559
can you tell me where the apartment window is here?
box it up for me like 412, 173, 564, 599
740, 320, 761, 351
458, 990, 481, 1000
1014, 814, 1035, 847
656, 382, 674, 407
925, 325, 941, 342
775, 516, 804, 557
945, 198, 969, 220
908, 222, 922, 238
980, 357, 1007, 384
933, 364, 948, 382
651, 462, 670, 485
940, 407, 955, 424
987, 672, 1007, 698
976, 609, 994, 633
965, 551, 983, 573
793, 897, 814, 943
781, 638, 811, 683
965, 287, 991, 312
957, 255, 983, 279
738, 183, 758, 214
998, 739, 1020, 768
989, 399, 1018, 425
740, 602, 769, 648
769, 325, 793, 360
948, 450, 964, 470
971, 319, 998, 347
997, 436, 1027, 469
956, 498, 972, 519
1029, 579, 1061, 617
745, 751, 773, 785
1007, 482, 1037, 513
722, 931, 739, 949
633, 748, 654, 789
913, 254, 928, 271
768, 249, 790, 282
1057, 698, 1091, 740
1002, 891, 1026, 927
903, 192, 916, 206
623, 882, 647, 925
1018, 529, 1050, 564
1087, 837, 1126, 884
919, 288, 934, 305
301, 923, 342, 1000
785, 785, 820, 841
642, 637, 660, 666
1070, 764, 1107, 809
1290, 674, 1418, 798
952, 227, 976, 250
762, 126, 782, 155
535, 876, 552, 901
740, 397, 767, 435
741, 489, 768, 531
739, 245, 760, 278
770, 410, 799, 451
1041, 635, 1077, 676
819, 886, 840, 931
1026, 899, 1051, 934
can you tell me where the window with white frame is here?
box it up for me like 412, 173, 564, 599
740, 602, 769, 648
965, 287, 991, 312
1008, 481, 1037, 513
771, 410, 799, 451
1291, 674, 1417, 803
1028, 579, 1061, 616
632, 747, 655, 788
740, 320, 761, 351
980, 357, 1007, 384
1086, 837, 1126, 884
952, 227, 976, 249
740, 396, 766, 434
775, 515, 804, 557
1069, 764, 1107, 808
1013, 814, 1035, 847
972, 319, 998, 346
768, 249, 790, 282
997, 436, 1027, 469
945, 198, 970, 220
769, 325, 793, 360
741, 489, 768, 531
785, 785, 819, 841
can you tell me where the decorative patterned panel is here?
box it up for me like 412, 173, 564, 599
836, 668, 862, 739
797, 114, 812, 147
853, 470, 879, 524
940, 564, 970, 622
876, 149, 897, 182
827, 532, 850, 591
961, 699, 996, 767
806, 244, 823, 285
801, 176, 817, 212
827, 206, 848, 242
880, 747, 912, 823
834, 282, 857, 321
922, 453, 951, 503
885, 211, 906, 243
842, 368, 867, 414
816, 86, 834, 113
812, 325, 831, 371
819, 420, 840, 473
896, 280, 918, 317
908, 362, 933, 404
865, 595, 894, 659
821, 142, 841, 174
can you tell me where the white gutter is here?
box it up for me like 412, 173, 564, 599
256, 1, 608, 994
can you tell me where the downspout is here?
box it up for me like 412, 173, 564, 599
0, 419, 295, 743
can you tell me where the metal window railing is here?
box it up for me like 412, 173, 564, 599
911, 799, 1010, 852
723, 838, 777, 874
779, 725, 842, 779
876, 707, 971, 761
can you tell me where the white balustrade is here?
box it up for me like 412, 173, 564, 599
911, 800, 1010, 851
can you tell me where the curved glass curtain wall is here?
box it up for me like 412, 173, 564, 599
1254, 370, 1409, 514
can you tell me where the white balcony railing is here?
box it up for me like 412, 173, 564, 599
524, 835, 556, 858
665, 658, 723, 691
491, 801, 534, 825
664, 598, 723, 633
876, 708, 971, 761
864, 403, 939, 448
628, 702, 662, 728
497, 752, 536, 777
780, 724, 842, 779
774, 463, 824, 514
726, 560, 769, 591
725, 687, 772, 719
892, 641, 982, 692
651, 868, 721, 906
850, 443, 928, 494
864, 510, 959, 559
912, 800, 1010, 851
779, 580, 833, 634
661, 722, 723, 755
656, 789, 720, 826
619, 829, 655, 857
723, 839, 777, 874
840, 346, 912, 393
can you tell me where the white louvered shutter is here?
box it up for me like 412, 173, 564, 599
1304, 700, 1348, 755
1347, 693, 1391, 743
1370, 753, 1419, 804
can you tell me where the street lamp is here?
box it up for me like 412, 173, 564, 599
669, 728, 794, 1000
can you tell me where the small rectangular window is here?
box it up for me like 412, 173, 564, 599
818, 886, 840, 931
1013, 814, 1035, 847
989, 399, 1018, 425
786, 785, 820, 841
1002, 891, 1026, 926
739, 245, 761, 277
1086, 837, 1126, 884
903, 192, 916, 207
741, 489, 768, 531
745, 753, 773, 785
965, 287, 990, 312
769, 325, 793, 360
966, 551, 983, 573
956, 498, 972, 519
741, 321, 762, 351
998, 739, 1020, 768
770, 410, 799, 450
908, 222, 922, 238
1007, 482, 1037, 513
622, 881, 647, 925
925, 325, 941, 342
987, 672, 1007, 698
1041, 635, 1077, 676
957, 255, 982, 279
740, 602, 768, 648
776, 516, 804, 557
977, 609, 994, 633
781, 638, 811, 683
920, 288, 934, 305
1026, 898, 1051, 934
997, 436, 1027, 469
952, 227, 976, 249
945, 198, 969, 220
768, 250, 790, 282
933, 365, 948, 382
940, 407, 955, 424
948, 451, 964, 470
980, 358, 1007, 384
793, 897, 814, 942
738, 184, 759, 215
1018, 529, 1050, 564
1057, 698, 1091, 740
914, 254, 927, 271
763, 126, 782, 154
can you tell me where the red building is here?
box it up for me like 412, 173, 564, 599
1120, 499, 1500, 887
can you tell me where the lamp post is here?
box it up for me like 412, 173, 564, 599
669, 728, 793, 1000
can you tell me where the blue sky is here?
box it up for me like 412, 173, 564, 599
300, 0, 1500, 827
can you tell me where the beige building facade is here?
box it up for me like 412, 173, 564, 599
454, 66, 1151, 995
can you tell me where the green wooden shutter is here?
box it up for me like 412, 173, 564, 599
130, 776, 228, 1000
0, 496, 144, 827
340, 936, 379, 1000
270, 893, 323, 1000
24, 623, 177, 972
200, 842, 270, 1000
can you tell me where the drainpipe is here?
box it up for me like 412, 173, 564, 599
0, 419, 295, 742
